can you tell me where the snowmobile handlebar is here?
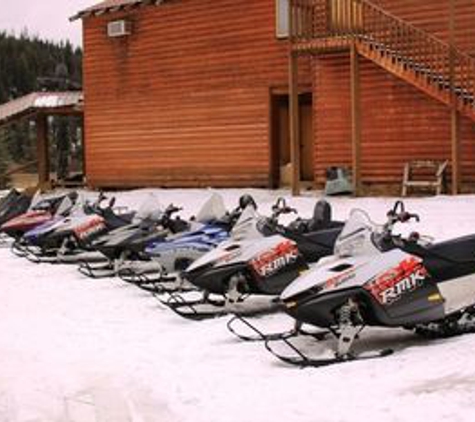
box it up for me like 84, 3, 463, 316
164, 204, 183, 217
271, 198, 297, 218
386, 201, 420, 225
377, 201, 421, 248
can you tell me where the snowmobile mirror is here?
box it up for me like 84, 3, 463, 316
238, 194, 257, 210
272, 197, 287, 213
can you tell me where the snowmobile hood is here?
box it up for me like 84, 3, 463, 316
145, 224, 228, 256
23, 216, 66, 241
94, 221, 167, 249
186, 234, 291, 273
281, 248, 411, 301
1, 210, 52, 231
54, 214, 107, 241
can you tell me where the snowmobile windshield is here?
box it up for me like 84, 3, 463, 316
229, 205, 264, 241
55, 194, 77, 216
195, 192, 227, 223
334, 209, 380, 257
133, 193, 163, 223
29, 190, 43, 209
30, 191, 69, 212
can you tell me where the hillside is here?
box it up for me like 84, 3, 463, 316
0, 31, 82, 102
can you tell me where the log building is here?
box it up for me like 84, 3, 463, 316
73, 0, 475, 193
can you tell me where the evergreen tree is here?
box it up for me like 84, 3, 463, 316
0, 32, 83, 183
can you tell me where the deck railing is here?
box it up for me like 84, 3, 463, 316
290, 0, 475, 106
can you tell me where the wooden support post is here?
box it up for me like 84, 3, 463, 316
350, 43, 362, 195
289, 55, 301, 196
80, 116, 86, 180
451, 108, 460, 194
449, 0, 460, 194
289, 0, 300, 196
36, 113, 50, 189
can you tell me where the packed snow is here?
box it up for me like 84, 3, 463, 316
1, 188, 475, 422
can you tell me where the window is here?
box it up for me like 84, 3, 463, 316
276, 0, 289, 38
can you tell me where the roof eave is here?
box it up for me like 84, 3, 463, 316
70, 0, 164, 22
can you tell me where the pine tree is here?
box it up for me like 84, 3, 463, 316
0, 31, 83, 180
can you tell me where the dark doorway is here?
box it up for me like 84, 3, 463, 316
270, 92, 314, 188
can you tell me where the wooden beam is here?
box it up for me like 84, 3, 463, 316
36, 113, 50, 189
350, 43, 362, 195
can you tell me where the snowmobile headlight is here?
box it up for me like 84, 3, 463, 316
284, 300, 298, 309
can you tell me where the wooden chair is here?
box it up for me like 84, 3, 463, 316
401, 160, 448, 196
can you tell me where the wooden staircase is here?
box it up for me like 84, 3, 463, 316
290, 0, 475, 121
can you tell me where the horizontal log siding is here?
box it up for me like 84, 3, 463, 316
313, 53, 475, 185
83, 0, 295, 188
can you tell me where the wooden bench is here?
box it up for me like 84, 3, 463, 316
401, 160, 448, 196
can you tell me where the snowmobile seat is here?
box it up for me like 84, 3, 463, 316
403, 234, 475, 282
102, 208, 135, 230
287, 226, 343, 263
288, 200, 342, 234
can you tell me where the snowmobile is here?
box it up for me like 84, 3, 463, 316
161, 198, 343, 320
0, 189, 33, 245
1, 191, 78, 252
78, 201, 188, 279
116, 193, 257, 291
20, 192, 134, 264
266, 201, 475, 368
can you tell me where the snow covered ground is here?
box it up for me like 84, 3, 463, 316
1, 188, 475, 422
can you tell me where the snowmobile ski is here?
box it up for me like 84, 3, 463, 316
226, 315, 328, 342
264, 336, 393, 368
158, 291, 283, 320
78, 260, 117, 279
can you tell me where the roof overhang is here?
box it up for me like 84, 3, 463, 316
0, 92, 83, 128
70, 0, 166, 22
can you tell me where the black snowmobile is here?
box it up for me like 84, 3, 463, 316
265, 201, 475, 367
160, 198, 343, 320
78, 202, 190, 279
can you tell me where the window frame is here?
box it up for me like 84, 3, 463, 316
275, 0, 289, 39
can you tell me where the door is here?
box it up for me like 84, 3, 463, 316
270, 93, 314, 188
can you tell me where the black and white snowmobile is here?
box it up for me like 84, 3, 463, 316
161, 198, 343, 320
78, 200, 188, 279
266, 201, 475, 368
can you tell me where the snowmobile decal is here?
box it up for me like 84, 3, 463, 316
250, 240, 299, 279
74, 216, 106, 241
325, 269, 356, 290
365, 257, 429, 305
